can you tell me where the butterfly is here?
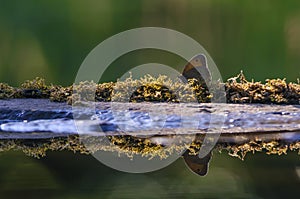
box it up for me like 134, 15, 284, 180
181, 54, 212, 86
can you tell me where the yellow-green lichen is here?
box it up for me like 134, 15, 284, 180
0, 83, 15, 99
20, 77, 51, 98
49, 85, 73, 103
226, 71, 300, 104
0, 72, 299, 104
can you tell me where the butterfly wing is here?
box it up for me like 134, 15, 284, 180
182, 54, 212, 85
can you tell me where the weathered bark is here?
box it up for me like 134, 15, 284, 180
0, 99, 299, 139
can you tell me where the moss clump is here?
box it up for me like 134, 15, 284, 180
70, 81, 115, 105
95, 82, 115, 102
0, 83, 15, 99
19, 77, 51, 98
128, 83, 178, 102
49, 85, 73, 103
110, 75, 206, 103
226, 71, 300, 104
0, 72, 299, 104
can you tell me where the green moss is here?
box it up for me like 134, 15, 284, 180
225, 71, 300, 104
0, 73, 299, 159
49, 85, 73, 103
19, 77, 50, 98
0, 83, 15, 99
0, 72, 299, 104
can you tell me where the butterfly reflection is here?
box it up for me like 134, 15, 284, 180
183, 150, 212, 176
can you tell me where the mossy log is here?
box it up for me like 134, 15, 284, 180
0, 99, 299, 159
0, 71, 299, 160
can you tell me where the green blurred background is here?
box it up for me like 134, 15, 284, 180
0, 1, 300, 198
0, 151, 299, 199
0, 0, 299, 86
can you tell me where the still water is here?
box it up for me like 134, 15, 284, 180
0, 150, 299, 199
0, 99, 299, 198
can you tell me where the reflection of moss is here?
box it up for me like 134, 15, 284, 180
106, 135, 194, 159
0, 136, 89, 159
219, 141, 300, 160
0, 73, 299, 158
0, 135, 299, 160
1, 72, 298, 104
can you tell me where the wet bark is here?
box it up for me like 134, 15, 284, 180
0, 99, 299, 139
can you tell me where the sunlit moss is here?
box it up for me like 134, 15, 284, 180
226, 71, 300, 104
0, 72, 300, 104
0, 72, 299, 104
70, 81, 115, 105
0, 74, 299, 159
49, 85, 73, 103
20, 77, 50, 98
0, 83, 15, 99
